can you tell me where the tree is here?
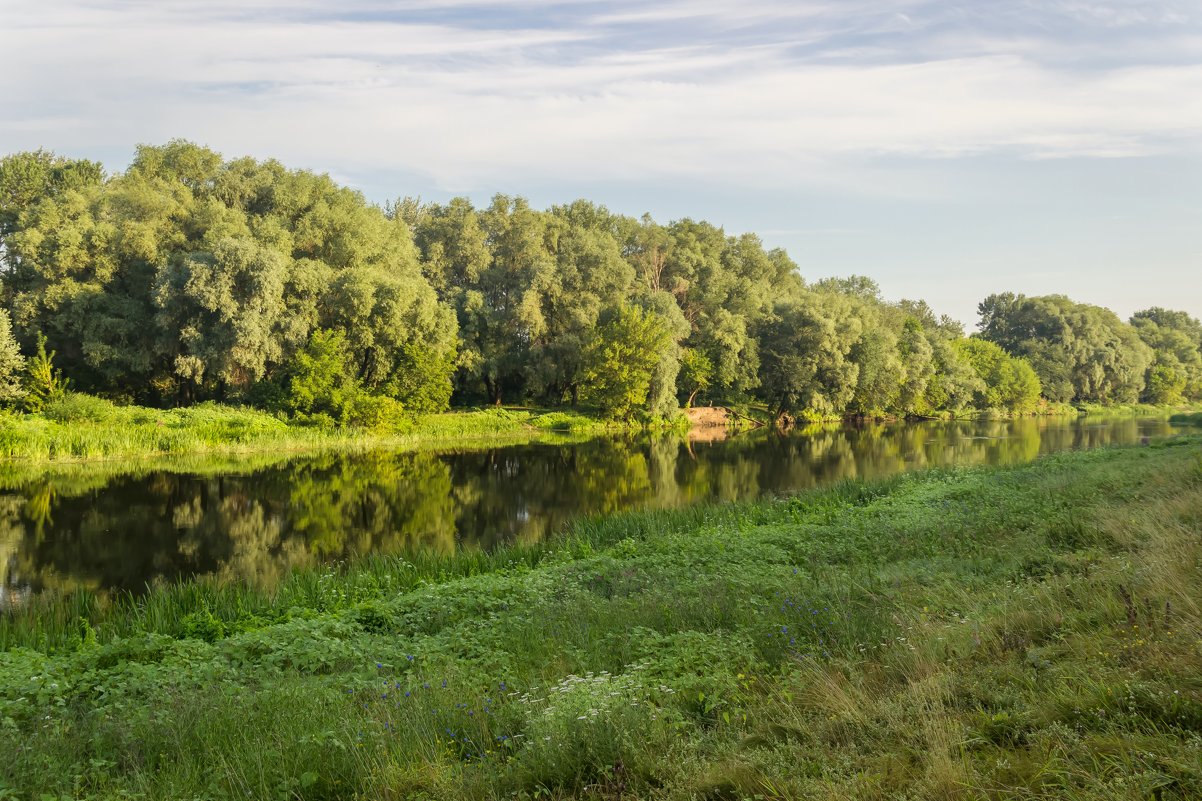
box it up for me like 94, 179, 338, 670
1131, 308, 1202, 402
978, 293, 1152, 403
956, 338, 1041, 413
895, 318, 935, 414
153, 237, 287, 400
755, 293, 861, 420
24, 334, 70, 412
920, 336, 984, 415
580, 304, 674, 418
0, 150, 103, 239
0, 310, 25, 406
678, 348, 713, 407
529, 201, 634, 404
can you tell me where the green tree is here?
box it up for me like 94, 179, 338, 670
920, 337, 984, 415
0, 310, 25, 406
531, 201, 634, 404
580, 304, 674, 418
153, 237, 287, 400
678, 348, 713, 407
755, 293, 861, 420
1130, 308, 1202, 401
956, 338, 1042, 413
978, 293, 1152, 403
25, 334, 70, 412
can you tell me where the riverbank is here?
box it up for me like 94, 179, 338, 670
0, 403, 666, 463
2, 436, 1200, 799
1, 394, 1196, 464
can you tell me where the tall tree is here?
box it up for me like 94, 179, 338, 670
580, 304, 674, 418
978, 293, 1152, 403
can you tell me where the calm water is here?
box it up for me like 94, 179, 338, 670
0, 416, 1189, 608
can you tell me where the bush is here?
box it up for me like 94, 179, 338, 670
256, 329, 411, 431
40, 391, 120, 423
0, 309, 24, 407
23, 334, 69, 412
343, 392, 408, 432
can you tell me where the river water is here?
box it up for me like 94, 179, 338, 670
0, 415, 1189, 608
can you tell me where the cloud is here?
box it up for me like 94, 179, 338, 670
1, 0, 1200, 196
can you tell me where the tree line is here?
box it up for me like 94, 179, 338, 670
0, 141, 1198, 423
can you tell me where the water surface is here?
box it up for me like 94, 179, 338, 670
0, 415, 1187, 608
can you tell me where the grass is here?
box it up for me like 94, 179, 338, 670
2, 436, 1201, 799
0, 397, 643, 463
1079, 402, 1202, 419
0, 391, 1191, 464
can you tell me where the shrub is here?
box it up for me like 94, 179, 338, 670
40, 391, 120, 423
0, 309, 24, 407
23, 334, 69, 412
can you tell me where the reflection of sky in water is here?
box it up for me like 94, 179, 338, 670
0, 416, 1191, 609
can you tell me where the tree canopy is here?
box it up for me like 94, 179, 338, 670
1, 142, 1198, 422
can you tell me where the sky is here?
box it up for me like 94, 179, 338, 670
2, 0, 1200, 328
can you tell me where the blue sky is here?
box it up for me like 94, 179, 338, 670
2, 0, 1199, 327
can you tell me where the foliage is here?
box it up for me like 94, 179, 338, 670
580, 304, 675, 418
0, 310, 25, 406
273, 329, 360, 423
1, 142, 1199, 421
978, 293, 1154, 403
39, 391, 119, 423
956, 338, 1042, 413
756, 292, 860, 419
0, 142, 456, 408
23, 334, 70, 412
678, 348, 713, 407
1131, 307, 1202, 402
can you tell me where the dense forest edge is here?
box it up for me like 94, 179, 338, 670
1, 142, 1201, 460
1, 437, 1200, 798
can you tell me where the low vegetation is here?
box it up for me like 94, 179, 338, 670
0, 400, 632, 462
2, 436, 1200, 799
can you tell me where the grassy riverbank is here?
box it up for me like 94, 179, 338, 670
2, 437, 1201, 799
0, 401, 653, 463
0, 393, 1194, 464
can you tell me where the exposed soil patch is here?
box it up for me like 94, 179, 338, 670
685, 406, 730, 428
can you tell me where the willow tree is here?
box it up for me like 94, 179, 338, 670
1131, 308, 1202, 402
756, 292, 862, 421
580, 303, 674, 418
0, 142, 458, 409
956, 338, 1042, 413
978, 293, 1152, 403
527, 201, 635, 404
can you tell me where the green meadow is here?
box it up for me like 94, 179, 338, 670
2, 436, 1200, 800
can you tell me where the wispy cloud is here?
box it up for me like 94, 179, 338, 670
0, 0, 1199, 192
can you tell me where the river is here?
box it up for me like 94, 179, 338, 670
0, 414, 1189, 608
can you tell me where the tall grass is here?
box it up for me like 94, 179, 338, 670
2, 436, 1201, 799
0, 399, 633, 463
